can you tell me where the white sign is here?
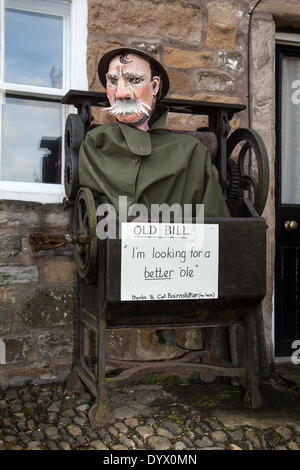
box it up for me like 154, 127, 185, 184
121, 222, 219, 301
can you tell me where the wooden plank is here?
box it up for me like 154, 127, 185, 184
61, 89, 246, 117
101, 218, 266, 328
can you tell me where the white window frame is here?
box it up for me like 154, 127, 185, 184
0, 0, 88, 203
276, 32, 300, 47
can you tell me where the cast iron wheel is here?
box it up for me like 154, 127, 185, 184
73, 187, 97, 284
227, 128, 269, 216
65, 113, 85, 154
64, 152, 79, 200
64, 114, 85, 200
226, 159, 242, 201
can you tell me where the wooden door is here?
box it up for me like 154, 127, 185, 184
275, 44, 300, 357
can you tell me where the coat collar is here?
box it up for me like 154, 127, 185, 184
118, 104, 168, 156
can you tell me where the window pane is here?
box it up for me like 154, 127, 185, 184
5, 8, 63, 88
1, 97, 62, 184
281, 56, 300, 204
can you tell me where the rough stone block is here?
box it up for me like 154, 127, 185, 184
88, 0, 203, 46
0, 264, 38, 285
164, 48, 213, 69
91, 106, 116, 125
106, 329, 136, 360
192, 93, 243, 104
0, 234, 22, 258
44, 261, 76, 283
166, 113, 208, 131
168, 70, 191, 93
0, 201, 40, 227
44, 211, 70, 229
0, 306, 13, 335
207, 1, 243, 27
87, 40, 121, 90
170, 93, 243, 105
37, 331, 73, 359
136, 329, 180, 361
177, 328, 203, 350
196, 71, 234, 92
5, 336, 34, 363
218, 51, 244, 74
0, 287, 17, 304
206, 21, 236, 50
21, 288, 74, 328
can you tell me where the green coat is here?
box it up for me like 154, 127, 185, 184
79, 105, 230, 217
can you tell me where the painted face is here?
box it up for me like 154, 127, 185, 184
105, 53, 160, 130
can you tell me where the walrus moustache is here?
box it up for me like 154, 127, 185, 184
104, 100, 151, 117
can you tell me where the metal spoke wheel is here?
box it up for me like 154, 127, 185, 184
73, 187, 97, 284
227, 128, 269, 216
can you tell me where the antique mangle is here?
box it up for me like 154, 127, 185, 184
30, 90, 269, 425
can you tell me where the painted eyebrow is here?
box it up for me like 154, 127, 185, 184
122, 72, 145, 79
106, 73, 118, 80
106, 72, 146, 80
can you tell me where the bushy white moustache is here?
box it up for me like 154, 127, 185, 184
104, 100, 151, 117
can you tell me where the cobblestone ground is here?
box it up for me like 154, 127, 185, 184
1, 373, 300, 451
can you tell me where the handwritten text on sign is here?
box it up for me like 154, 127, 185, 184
121, 223, 219, 301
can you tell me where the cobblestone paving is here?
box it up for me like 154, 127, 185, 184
1, 378, 300, 451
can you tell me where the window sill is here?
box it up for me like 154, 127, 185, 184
0, 181, 66, 204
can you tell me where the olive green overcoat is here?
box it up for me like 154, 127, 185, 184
79, 105, 230, 218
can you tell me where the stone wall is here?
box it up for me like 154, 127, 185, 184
0, 201, 75, 388
87, 0, 249, 129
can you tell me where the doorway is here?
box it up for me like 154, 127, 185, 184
275, 44, 300, 357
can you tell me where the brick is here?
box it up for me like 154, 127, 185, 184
0, 234, 22, 258
0, 264, 38, 285
164, 48, 213, 69
44, 261, 76, 283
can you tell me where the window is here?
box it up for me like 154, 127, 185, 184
0, 0, 87, 202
